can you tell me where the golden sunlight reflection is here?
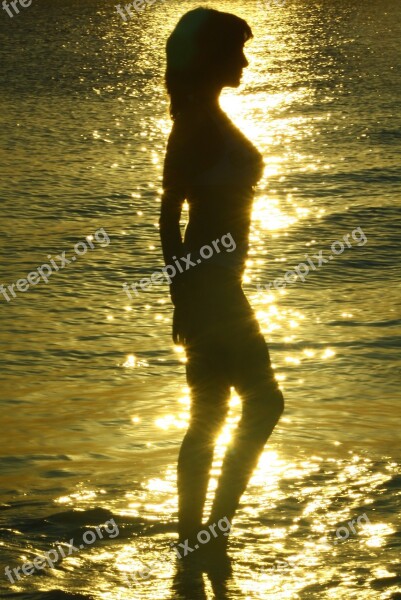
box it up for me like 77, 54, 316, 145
123, 354, 136, 368
97, 447, 398, 599
364, 522, 394, 548
155, 414, 187, 430
252, 449, 283, 483
146, 478, 174, 494
122, 354, 149, 368
220, 85, 304, 154
252, 196, 297, 231
56, 488, 102, 505
255, 304, 305, 336
216, 392, 241, 442
322, 348, 336, 359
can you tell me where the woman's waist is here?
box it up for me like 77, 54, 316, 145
183, 227, 248, 262
182, 245, 246, 271
182, 265, 246, 313
183, 268, 255, 330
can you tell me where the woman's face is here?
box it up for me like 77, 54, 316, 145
221, 45, 249, 87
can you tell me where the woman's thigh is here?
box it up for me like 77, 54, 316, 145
185, 342, 231, 430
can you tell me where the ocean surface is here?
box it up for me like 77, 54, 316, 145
0, 0, 400, 598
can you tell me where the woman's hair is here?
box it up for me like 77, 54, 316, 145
165, 7, 252, 119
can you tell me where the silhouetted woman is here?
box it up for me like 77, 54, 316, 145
160, 8, 284, 568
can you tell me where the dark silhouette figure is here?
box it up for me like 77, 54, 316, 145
160, 7, 284, 573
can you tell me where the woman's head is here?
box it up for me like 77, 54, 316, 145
166, 8, 252, 118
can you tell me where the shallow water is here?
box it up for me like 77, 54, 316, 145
0, 0, 400, 598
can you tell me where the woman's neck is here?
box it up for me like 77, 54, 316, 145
198, 86, 223, 112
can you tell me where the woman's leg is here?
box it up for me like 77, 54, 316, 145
178, 353, 230, 543
208, 333, 284, 530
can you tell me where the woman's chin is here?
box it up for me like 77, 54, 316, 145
226, 76, 242, 88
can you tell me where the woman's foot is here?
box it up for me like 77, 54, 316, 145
173, 524, 233, 577
196, 528, 232, 578
199, 543, 233, 579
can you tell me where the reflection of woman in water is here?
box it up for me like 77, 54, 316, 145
160, 8, 284, 569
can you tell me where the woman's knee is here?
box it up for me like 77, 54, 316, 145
243, 379, 284, 414
261, 377, 284, 415
242, 385, 284, 437
273, 387, 285, 417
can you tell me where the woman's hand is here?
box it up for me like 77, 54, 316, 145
171, 277, 190, 345
172, 302, 189, 346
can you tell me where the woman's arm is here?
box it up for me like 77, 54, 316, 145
159, 192, 185, 269
159, 123, 187, 307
